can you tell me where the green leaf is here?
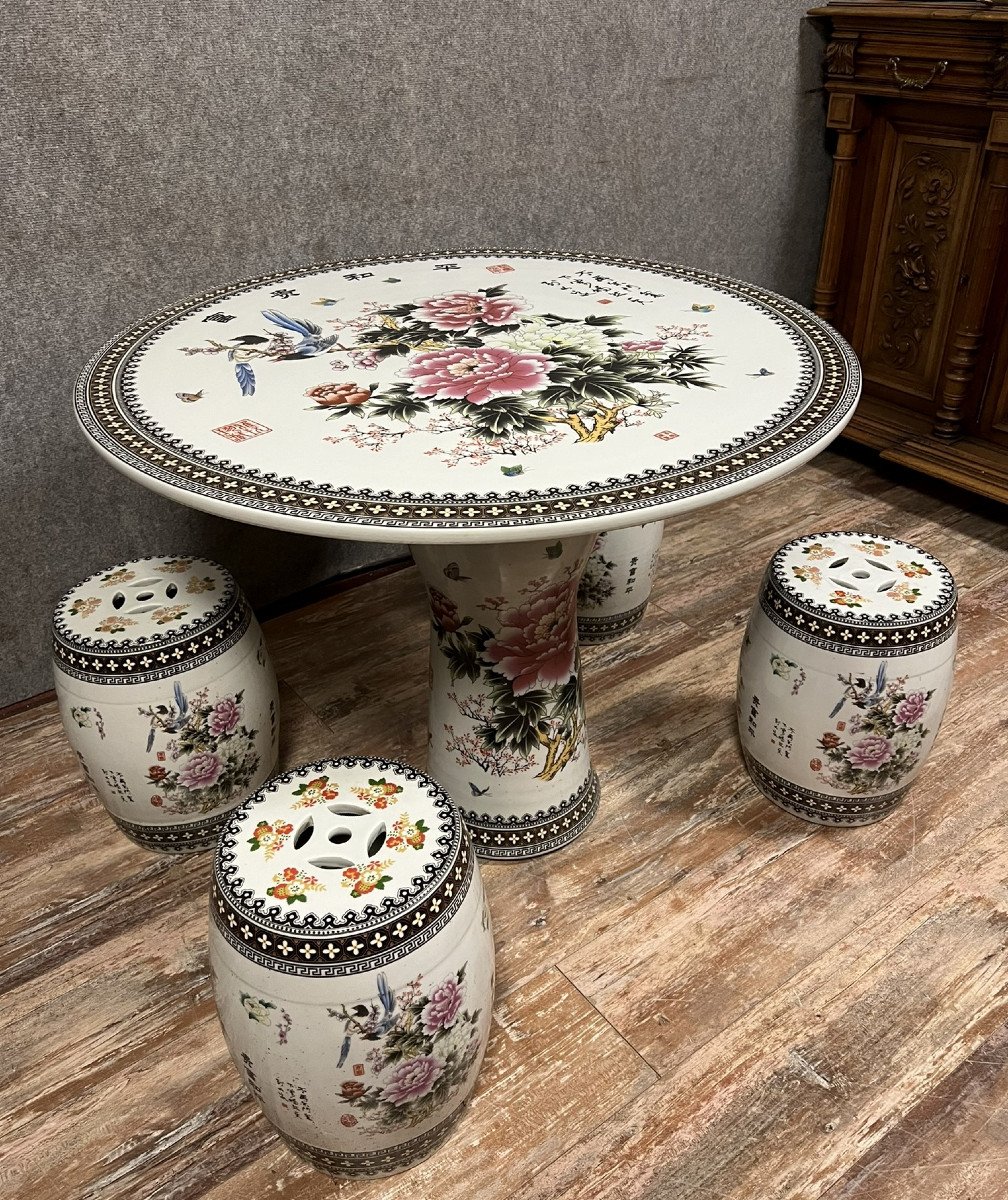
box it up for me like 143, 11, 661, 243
367, 392, 431, 422
443, 635, 482, 683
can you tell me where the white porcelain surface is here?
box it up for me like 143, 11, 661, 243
411, 536, 599, 858
578, 521, 665, 643
75, 251, 860, 544
209, 757, 494, 1179
737, 533, 958, 825
53, 556, 279, 851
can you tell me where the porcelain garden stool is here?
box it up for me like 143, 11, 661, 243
737, 532, 957, 825
209, 756, 494, 1179
52, 555, 279, 851
577, 521, 665, 643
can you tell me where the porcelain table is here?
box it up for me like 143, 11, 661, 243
75, 251, 861, 859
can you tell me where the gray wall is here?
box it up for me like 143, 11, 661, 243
1, 1, 832, 707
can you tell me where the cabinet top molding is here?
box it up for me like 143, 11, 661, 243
810, 2, 1008, 20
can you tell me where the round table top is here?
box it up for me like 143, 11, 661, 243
75, 251, 860, 544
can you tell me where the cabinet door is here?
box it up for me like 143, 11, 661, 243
840, 101, 986, 422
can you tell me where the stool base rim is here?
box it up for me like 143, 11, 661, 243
742, 749, 910, 826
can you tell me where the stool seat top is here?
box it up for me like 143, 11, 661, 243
760, 532, 957, 658
212, 757, 473, 977
52, 556, 251, 685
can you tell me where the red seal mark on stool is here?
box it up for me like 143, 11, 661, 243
213, 419, 272, 443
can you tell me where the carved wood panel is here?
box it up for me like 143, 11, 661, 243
861, 131, 980, 406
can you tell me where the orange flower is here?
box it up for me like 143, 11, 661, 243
283, 866, 298, 881
810, 758, 822, 772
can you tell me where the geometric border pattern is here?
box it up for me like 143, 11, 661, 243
74, 249, 862, 537
577, 600, 649, 645
280, 1104, 465, 1178
111, 809, 230, 852
462, 769, 600, 860
761, 531, 958, 659
53, 585, 251, 685
743, 749, 910, 826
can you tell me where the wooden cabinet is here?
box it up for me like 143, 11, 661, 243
809, 1, 1008, 503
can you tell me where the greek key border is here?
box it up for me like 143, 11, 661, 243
744, 750, 910, 825
280, 1104, 464, 1177
578, 601, 649, 644
112, 809, 228, 852
463, 769, 600, 859
75, 250, 861, 534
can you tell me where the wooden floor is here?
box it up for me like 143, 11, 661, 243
3, 448, 1008, 1200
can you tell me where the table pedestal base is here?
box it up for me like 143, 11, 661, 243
411, 535, 599, 860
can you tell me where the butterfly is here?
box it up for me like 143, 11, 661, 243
383, 277, 401, 283
468, 782, 490, 796
691, 303, 715, 313
311, 297, 340, 307
175, 390, 203, 403
443, 562, 471, 581
748, 367, 775, 377
501, 464, 524, 477
544, 541, 563, 559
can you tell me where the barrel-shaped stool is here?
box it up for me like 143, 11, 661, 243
52, 555, 279, 851
737, 532, 957, 825
209, 756, 494, 1179
577, 521, 665, 644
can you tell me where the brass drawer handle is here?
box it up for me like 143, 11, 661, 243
886, 56, 948, 90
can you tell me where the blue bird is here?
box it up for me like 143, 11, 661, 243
829, 662, 887, 719
144, 683, 190, 751
373, 973, 397, 1035
337, 1033, 352, 1068
261, 310, 339, 359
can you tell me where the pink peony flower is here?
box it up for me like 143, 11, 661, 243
380, 1055, 444, 1106
622, 338, 666, 352
421, 977, 464, 1035
484, 577, 578, 695
894, 691, 927, 727
417, 291, 525, 331
846, 735, 894, 771
178, 751, 223, 790
428, 587, 464, 633
404, 347, 551, 406
207, 697, 241, 737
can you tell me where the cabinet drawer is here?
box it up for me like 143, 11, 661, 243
826, 27, 998, 102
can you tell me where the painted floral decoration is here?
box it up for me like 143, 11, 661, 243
888, 582, 923, 604
141, 681, 260, 816
801, 543, 835, 561
351, 777, 405, 809
267, 866, 324, 904
161, 558, 195, 572
855, 540, 890, 557
68, 595, 101, 618
186, 574, 217, 593
186, 285, 717, 463
247, 819, 295, 859
241, 993, 276, 1024
341, 859, 394, 898
811, 663, 934, 794
96, 615, 137, 634
897, 560, 932, 579
829, 589, 864, 608
330, 967, 483, 1132
432, 569, 583, 782
386, 813, 429, 853
791, 565, 822, 586
291, 775, 339, 808
151, 604, 188, 625
100, 568, 136, 586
